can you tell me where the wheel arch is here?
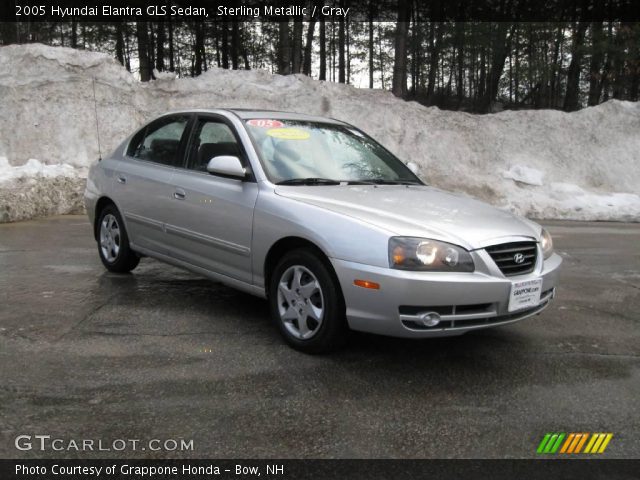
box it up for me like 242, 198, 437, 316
263, 236, 344, 301
93, 196, 117, 240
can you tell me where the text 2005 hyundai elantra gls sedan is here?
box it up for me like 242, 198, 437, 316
85, 109, 561, 353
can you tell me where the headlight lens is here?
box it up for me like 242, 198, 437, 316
389, 237, 474, 272
541, 228, 554, 259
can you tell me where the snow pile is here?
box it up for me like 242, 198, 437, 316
0, 157, 82, 182
1, 43, 639, 222
0, 157, 85, 222
502, 165, 545, 186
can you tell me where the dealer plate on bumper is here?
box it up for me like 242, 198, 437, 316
508, 278, 543, 312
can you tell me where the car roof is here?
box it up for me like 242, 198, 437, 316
159, 108, 347, 125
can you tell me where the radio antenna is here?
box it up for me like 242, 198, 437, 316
92, 77, 102, 161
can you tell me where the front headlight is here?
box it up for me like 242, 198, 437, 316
389, 237, 474, 272
541, 228, 554, 259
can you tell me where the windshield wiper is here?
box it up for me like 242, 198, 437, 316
348, 179, 421, 185
276, 177, 341, 186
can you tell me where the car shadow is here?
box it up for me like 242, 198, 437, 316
91, 265, 631, 396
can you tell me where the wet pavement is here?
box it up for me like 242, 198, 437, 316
0, 216, 638, 458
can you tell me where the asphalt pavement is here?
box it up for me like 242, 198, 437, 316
0, 216, 638, 458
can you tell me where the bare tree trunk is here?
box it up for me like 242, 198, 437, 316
303, 11, 317, 76
455, 22, 464, 101
378, 23, 385, 89
221, 22, 229, 69
480, 22, 512, 113
292, 19, 303, 74
155, 22, 165, 72
123, 23, 132, 72
115, 23, 125, 66
192, 22, 206, 76
611, 23, 629, 99
319, 18, 326, 80
71, 20, 78, 48
588, 21, 605, 105
514, 25, 519, 104
168, 19, 175, 72
548, 24, 564, 108
368, 8, 374, 88
231, 22, 239, 70
278, 21, 291, 75
564, 21, 588, 111
338, 15, 346, 83
392, 0, 409, 97
426, 22, 442, 102
136, 22, 152, 82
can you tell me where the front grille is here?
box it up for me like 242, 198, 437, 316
485, 241, 537, 276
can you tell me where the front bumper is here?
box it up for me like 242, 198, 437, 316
331, 249, 562, 338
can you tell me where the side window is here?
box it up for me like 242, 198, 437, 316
187, 119, 241, 172
127, 115, 190, 167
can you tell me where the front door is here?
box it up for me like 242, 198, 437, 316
163, 115, 258, 284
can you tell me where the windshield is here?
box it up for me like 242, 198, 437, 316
243, 119, 422, 185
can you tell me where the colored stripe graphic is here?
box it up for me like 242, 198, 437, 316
583, 433, 614, 454
574, 433, 588, 453
560, 433, 575, 453
567, 433, 582, 453
537, 433, 566, 454
598, 434, 613, 453
550, 433, 565, 453
544, 434, 559, 453
537, 434, 552, 454
539, 433, 613, 454
584, 434, 599, 453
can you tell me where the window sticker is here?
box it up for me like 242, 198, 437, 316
266, 128, 310, 140
247, 119, 284, 129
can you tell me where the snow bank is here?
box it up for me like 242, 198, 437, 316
0, 157, 85, 222
1, 43, 639, 222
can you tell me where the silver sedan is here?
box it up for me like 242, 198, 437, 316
85, 110, 562, 353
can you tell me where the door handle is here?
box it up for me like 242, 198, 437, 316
173, 188, 186, 200
117, 175, 126, 184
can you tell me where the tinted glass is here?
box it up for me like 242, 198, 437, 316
187, 119, 241, 172
244, 120, 421, 184
128, 115, 190, 167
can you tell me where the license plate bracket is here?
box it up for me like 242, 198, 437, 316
508, 278, 543, 312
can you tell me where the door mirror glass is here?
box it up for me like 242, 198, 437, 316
206, 156, 246, 179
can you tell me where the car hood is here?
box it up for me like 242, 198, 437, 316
274, 185, 540, 250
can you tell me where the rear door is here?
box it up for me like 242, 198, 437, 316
113, 114, 192, 254
163, 114, 258, 283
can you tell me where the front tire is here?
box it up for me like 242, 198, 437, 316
269, 248, 347, 353
96, 205, 140, 273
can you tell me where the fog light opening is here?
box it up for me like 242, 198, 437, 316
419, 312, 441, 327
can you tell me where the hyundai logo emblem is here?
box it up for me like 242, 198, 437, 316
513, 253, 525, 264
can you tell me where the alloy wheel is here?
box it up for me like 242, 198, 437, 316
276, 265, 325, 340
99, 213, 121, 263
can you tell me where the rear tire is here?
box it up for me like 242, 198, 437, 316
269, 248, 348, 353
96, 205, 140, 273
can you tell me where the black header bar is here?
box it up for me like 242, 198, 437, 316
1, 0, 639, 22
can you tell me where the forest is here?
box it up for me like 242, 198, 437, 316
1, 0, 638, 113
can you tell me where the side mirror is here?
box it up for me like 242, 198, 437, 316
206, 156, 246, 179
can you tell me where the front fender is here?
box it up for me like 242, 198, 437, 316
252, 188, 393, 289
